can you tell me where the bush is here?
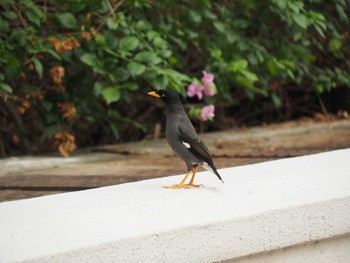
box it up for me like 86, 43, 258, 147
0, 0, 349, 156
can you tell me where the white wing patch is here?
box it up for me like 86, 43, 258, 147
182, 141, 191, 148
202, 162, 214, 174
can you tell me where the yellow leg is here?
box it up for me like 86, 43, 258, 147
164, 166, 203, 189
184, 165, 203, 188
188, 165, 198, 184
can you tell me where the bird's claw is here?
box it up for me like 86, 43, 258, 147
163, 183, 203, 189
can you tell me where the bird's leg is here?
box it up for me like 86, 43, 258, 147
164, 165, 203, 189
163, 170, 192, 189
183, 165, 203, 188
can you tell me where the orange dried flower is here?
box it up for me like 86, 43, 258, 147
22, 100, 30, 109
53, 131, 77, 157
34, 91, 44, 100
20, 71, 26, 79
81, 31, 91, 42
11, 133, 21, 144
86, 13, 91, 21
57, 102, 77, 121
90, 27, 98, 36
49, 37, 64, 54
47, 84, 65, 93
56, 84, 65, 92
62, 37, 81, 51
28, 63, 34, 71
16, 106, 26, 114
49, 65, 65, 84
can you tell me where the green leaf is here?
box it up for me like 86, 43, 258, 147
153, 37, 167, 48
106, 17, 118, 30
152, 74, 168, 89
213, 21, 226, 33
95, 34, 106, 46
271, 93, 282, 108
80, 53, 105, 74
103, 31, 118, 48
267, 58, 285, 75
108, 121, 120, 140
0, 82, 13, 93
26, 12, 41, 26
123, 82, 138, 90
228, 59, 248, 71
146, 30, 159, 41
0, 18, 9, 31
41, 124, 59, 137
233, 19, 250, 29
115, 67, 130, 81
2, 11, 17, 20
41, 100, 53, 111
279, 59, 295, 70
329, 38, 342, 53
9, 30, 27, 47
102, 87, 121, 104
336, 4, 348, 23
134, 51, 162, 64
119, 36, 139, 51
235, 76, 267, 96
241, 69, 258, 82
56, 12, 77, 29
127, 62, 146, 77
32, 56, 43, 79
188, 10, 202, 24
80, 53, 96, 66
135, 20, 149, 31
293, 13, 308, 29
226, 30, 240, 44
44, 49, 61, 61
159, 49, 171, 58
93, 81, 107, 96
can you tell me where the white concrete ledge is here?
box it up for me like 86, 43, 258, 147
0, 149, 350, 263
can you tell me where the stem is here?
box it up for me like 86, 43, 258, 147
97, 0, 124, 32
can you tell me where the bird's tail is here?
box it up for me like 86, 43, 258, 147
213, 168, 224, 183
202, 162, 224, 183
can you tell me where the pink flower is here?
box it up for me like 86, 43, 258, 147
201, 70, 215, 86
200, 104, 215, 121
203, 87, 216, 96
187, 83, 205, 100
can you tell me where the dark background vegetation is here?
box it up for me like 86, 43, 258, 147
0, 0, 349, 157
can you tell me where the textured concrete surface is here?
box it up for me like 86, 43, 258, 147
2, 119, 350, 203
227, 235, 350, 263
0, 149, 350, 263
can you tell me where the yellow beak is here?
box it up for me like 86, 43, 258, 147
147, 91, 161, 98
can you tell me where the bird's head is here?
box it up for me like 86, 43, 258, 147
147, 89, 180, 105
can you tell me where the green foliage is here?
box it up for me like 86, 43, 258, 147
0, 0, 349, 155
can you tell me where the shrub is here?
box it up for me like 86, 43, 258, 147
0, 0, 349, 156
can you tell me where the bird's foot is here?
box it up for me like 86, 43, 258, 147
182, 183, 203, 188
163, 183, 203, 189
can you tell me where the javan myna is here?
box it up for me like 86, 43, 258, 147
148, 89, 223, 189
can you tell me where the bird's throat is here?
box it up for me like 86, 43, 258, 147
167, 103, 185, 114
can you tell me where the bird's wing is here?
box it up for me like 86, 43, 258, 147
178, 115, 213, 164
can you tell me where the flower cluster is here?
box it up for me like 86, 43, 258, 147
200, 104, 215, 121
48, 36, 80, 54
187, 70, 217, 121
187, 71, 217, 100
52, 131, 77, 157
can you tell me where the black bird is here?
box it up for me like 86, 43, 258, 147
148, 89, 223, 189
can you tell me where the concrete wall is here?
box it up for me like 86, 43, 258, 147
0, 149, 350, 263
227, 235, 350, 263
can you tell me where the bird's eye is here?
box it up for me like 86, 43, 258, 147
161, 93, 165, 97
